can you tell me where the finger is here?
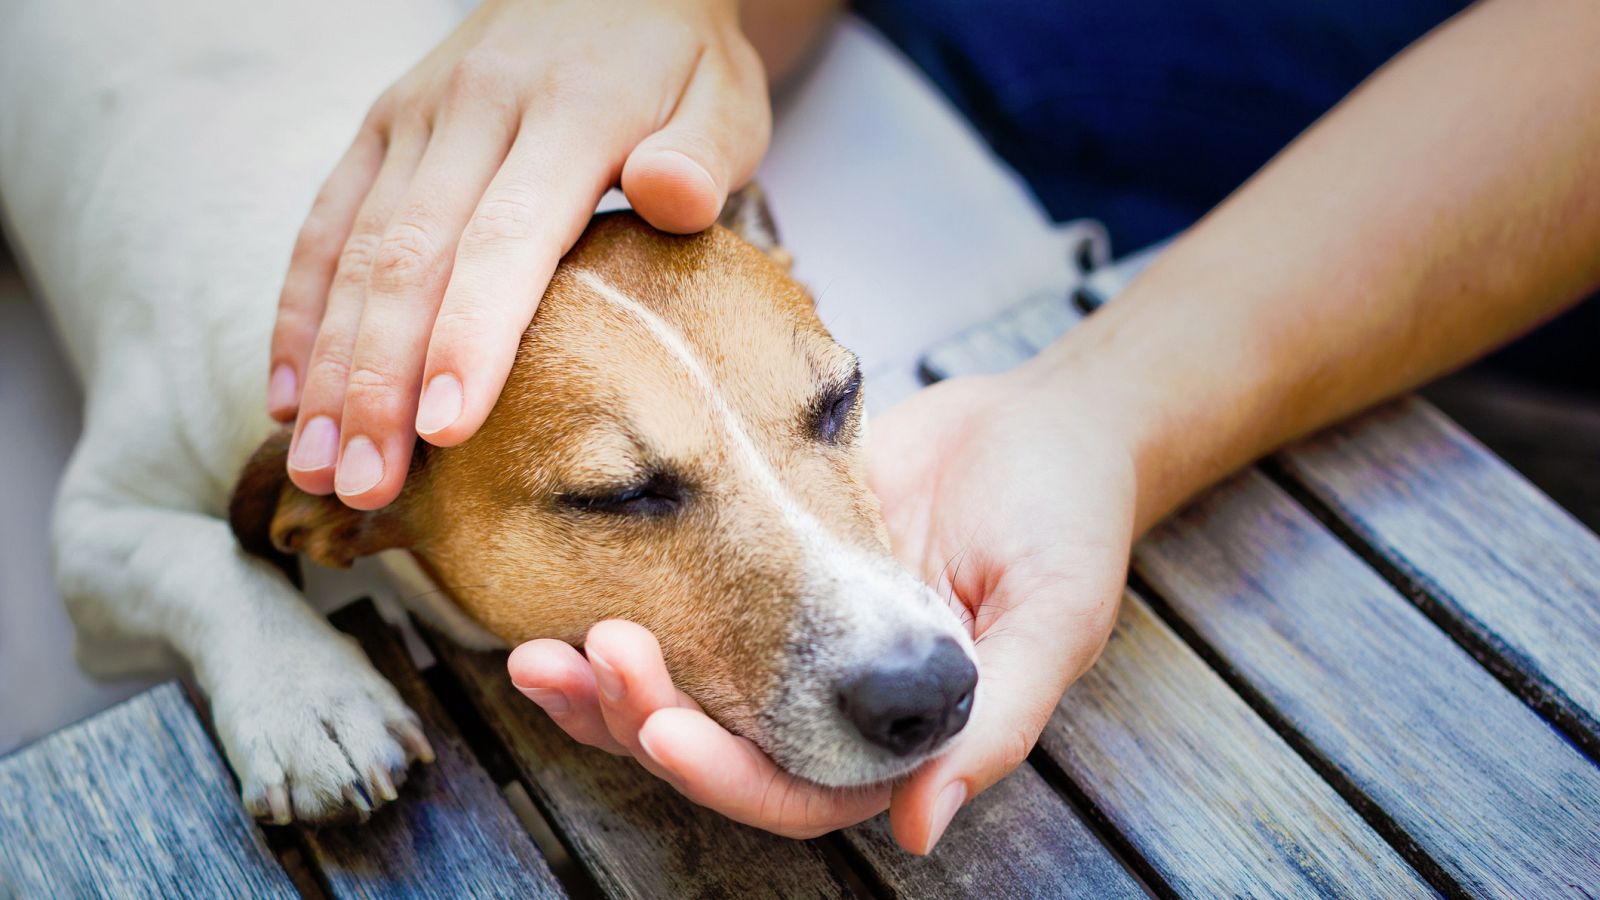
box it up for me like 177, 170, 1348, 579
583, 621, 699, 770
286, 130, 427, 495
508, 639, 629, 755
414, 121, 617, 447
623, 46, 771, 234
638, 707, 889, 839
889, 579, 1121, 855
270, 128, 385, 420
332, 114, 516, 509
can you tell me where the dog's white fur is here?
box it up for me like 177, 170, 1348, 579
0, 0, 470, 820
0, 0, 977, 818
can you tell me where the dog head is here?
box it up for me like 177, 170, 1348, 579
232, 188, 978, 787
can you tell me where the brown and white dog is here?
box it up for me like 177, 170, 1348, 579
1, 0, 977, 825
230, 196, 980, 819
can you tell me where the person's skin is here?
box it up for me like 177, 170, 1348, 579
510, 0, 1600, 854
272, 0, 1600, 855
268, 0, 833, 509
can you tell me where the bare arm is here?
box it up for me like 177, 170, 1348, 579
1024, 0, 1600, 534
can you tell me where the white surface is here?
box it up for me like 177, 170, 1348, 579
0, 16, 1077, 752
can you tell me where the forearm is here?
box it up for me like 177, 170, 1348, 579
1022, 0, 1600, 535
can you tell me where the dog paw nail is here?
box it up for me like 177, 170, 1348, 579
342, 783, 373, 819
369, 766, 398, 802
267, 784, 291, 825
399, 722, 436, 764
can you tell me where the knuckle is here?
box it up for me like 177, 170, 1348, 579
997, 726, 1037, 775
369, 221, 440, 293
292, 211, 341, 265
341, 366, 405, 412
272, 305, 321, 345
430, 302, 494, 343
446, 51, 514, 101
334, 232, 383, 285
304, 352, 352, 395
463, 190, 538, 247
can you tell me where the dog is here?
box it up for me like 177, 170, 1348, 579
2, 0, 977, 825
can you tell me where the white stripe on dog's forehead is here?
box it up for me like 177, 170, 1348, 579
572, 268, 966, 653
573, 268, 829, 540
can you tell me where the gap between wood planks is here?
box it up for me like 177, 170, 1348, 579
1121, 570, 1466, 899
1258, 456, 1600, 766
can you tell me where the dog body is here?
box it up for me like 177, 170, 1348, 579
2, 0, 977, 824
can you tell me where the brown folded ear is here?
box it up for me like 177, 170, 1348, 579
228, 429, 412, 585
718, 182, 793, 270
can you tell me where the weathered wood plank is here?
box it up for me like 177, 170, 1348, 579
1278, 397, 1600, 757
436, 626, 1144, 898
1137, 471, 1600, 895
431, 637, 853, 900
294, 601, 563, 899
0, 682, 296, 899
842, 765, 1144, 899
920, 282, 1600, 894
1043, 591, 1432, 897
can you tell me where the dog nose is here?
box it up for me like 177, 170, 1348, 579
837, 637, 978, 757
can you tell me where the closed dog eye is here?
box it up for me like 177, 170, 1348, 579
811, 367, 863, 444
558, 472, 688, 518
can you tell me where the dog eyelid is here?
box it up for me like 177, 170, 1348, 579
556, 472, 688, 518
810, 366, 863, 444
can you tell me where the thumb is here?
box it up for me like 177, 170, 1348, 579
623, 52, 770, 234
889, 581, 1120, 855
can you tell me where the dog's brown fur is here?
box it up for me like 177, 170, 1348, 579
232, 198, 888, 743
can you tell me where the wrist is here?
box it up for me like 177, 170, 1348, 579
1006, 292, 1266, 537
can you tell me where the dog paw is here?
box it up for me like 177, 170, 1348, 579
209, 634, 434, 825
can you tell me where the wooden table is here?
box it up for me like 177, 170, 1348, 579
4, 290, 1600, 898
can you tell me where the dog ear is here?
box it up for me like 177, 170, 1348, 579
718, 182, 792, 270
228, 429, 412, 583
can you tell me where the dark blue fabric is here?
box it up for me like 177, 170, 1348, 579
855, 0, 1467, 250
856, 0, 1596, 390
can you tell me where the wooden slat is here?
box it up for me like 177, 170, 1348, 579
431, 638, 853, 900
920, 282, 1600, 893
1277, 397, 1600, 756
842, 765, 1144, 899
1042, 591, 1432, 897
432, 625, 1145, 898
294, 601, 563, 899
0, 683, 296, 898
1137, 471, 1600, 895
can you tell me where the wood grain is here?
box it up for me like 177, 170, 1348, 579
431, 637, 853, 900
1278, 397, 1600, 756
1137, 470, 1600, 895
1041, 591, 1433, 897
296, 601, 564, 899
0, 682, 296, 898
842, 764, 1143, 899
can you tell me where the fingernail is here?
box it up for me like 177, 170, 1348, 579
335, 435, 384, 496
416, 373, 463, 436
925, 780, 967, 854
268, 364, 297, 412
518, 687, 570, 716
589, 652, 625, 703
288, 415, 338, 471
637, 727, 680, 785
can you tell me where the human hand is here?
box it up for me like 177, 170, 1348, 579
507, 369, 1135, 852
270, 0, 770, 509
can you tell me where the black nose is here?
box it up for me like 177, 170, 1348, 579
837, 637, 978, 757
